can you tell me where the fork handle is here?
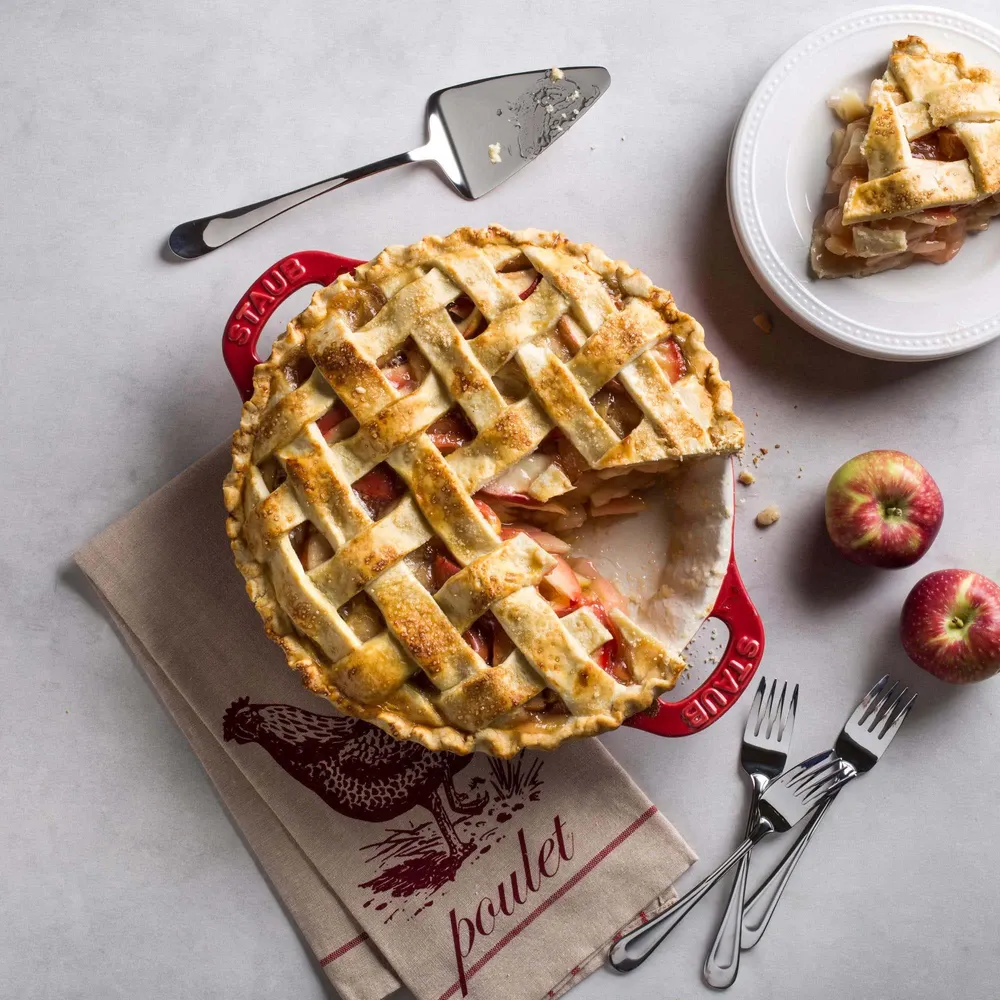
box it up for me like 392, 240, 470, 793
609, 826, 768, 973
702, 778, 766, 989
740, 790, 838, 949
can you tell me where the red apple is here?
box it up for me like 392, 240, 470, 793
825, 450, 943, 568
900, 569, 1000, 683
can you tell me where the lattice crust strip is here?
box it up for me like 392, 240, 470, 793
843, 37, 1000, 225
225, 226, 744, 756
813, 36, 1000, 279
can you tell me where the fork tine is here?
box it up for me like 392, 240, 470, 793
874, 684, 908, 736
766, 682, 787, 740
774, 751, 837, 795
851, 674, 889, 727
802, 768, 853, 806
866, 680, 900, 732
757, 680, 777, 738
877, 688, 917, 741
787, 754, 838, 792
796, 759, 842, 797
777, 683, 799, 743
743, 677, 767, 739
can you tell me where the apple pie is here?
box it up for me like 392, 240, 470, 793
224, 226, 743, 755
812, 35, 1000, 278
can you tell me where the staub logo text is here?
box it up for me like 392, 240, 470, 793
680, 635, 760, 729
226, 257, 307, 346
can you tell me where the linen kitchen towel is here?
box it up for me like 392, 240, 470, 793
77, 445, 697, 1000
92, 595, 400, 1000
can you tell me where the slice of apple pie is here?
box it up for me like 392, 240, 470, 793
812, 35, 1000, 278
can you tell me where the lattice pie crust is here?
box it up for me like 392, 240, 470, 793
813, 36, 1000, 278
225, 226, 743, 755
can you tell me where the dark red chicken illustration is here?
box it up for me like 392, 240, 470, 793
222, 698, 487, 859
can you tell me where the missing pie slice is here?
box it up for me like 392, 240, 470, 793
225, 226, 743, 755
812, 35, 1000, 278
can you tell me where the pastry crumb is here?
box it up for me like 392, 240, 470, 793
545, 103, 555, 113
752, 312, 772, 333
570, 89, 580, 100
759, 446, 769, 455
550, 67, 564, 81
756, 505, 781, 528
738, 470, 756, 486
488, 143, 503, 164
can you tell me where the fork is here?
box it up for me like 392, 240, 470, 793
702, 677, 798, 989
740, 675, 916, 950
609, 750, 851, 973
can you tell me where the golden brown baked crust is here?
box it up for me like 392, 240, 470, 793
225, 225, 743, 756
812, 36, 1000, 278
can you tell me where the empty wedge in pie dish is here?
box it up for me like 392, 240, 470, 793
812, 34, 1000, 278
224, 226, 744, 756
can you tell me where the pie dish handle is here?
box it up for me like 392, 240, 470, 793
625, 542, 765, 738
223, 250, 365, 400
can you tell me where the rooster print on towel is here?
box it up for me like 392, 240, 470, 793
223, 698, 545, 922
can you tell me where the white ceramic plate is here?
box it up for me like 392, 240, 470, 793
728, 5, 1000, 361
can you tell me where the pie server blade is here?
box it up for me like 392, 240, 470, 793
168, 66, 611, 260
429, 65, 610, 199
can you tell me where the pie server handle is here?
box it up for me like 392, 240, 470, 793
222, 250, 365, 401
171, 151, 414, 259
625, 469, 765, 738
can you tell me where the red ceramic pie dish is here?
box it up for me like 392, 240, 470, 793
222, 249, 765, 743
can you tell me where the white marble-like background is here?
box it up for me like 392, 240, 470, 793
3, 1, 999, 997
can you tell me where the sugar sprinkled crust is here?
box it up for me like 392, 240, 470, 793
225, 226, 743, 756
812, 36, 1000, 278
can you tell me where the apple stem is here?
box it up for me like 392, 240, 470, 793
886, 506, 903, 518
949, 615, 965, 630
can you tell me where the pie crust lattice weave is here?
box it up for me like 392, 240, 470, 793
813, 35, 1000, 278
225, 226, 743, 755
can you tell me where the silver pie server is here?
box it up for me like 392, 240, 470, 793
168, 66, 610, 260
